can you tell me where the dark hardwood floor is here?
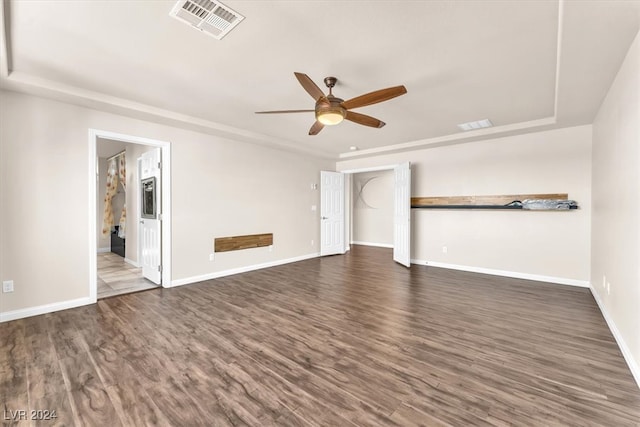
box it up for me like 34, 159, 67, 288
2, 245, 639, 426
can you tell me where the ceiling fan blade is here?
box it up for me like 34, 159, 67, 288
309, 121, 324, 135
255, 109, 315, 114
341, 85, 407, 110
294, 72, 326, 101
345, 111, 386, 128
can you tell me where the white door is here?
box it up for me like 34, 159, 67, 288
140, 148, 162, 284
393, 162, 411, 267
320, 171, 345, 256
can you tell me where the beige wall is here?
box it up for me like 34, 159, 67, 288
338, 125, 593, 283
591, 30, 640, 380
0, 90, 330, 315
351, 170, 394, 246
1, 93, 90, 313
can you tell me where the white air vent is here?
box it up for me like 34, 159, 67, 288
170, 0, 244, 40
457, 119, 493, 131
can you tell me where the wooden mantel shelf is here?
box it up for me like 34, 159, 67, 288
411, 193, 576, 210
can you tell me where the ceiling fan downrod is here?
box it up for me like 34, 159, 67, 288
324, 76, 337, 96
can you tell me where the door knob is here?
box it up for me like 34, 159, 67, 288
321, 216, 328, 220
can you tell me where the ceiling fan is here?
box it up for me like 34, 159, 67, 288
256, 72, 407, 135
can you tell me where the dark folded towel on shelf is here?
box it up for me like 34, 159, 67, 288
522, 199, 578, 210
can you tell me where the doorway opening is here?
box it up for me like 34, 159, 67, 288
88, 129, 172, 302
349, 169, 395, 249
334, 163, 411, 267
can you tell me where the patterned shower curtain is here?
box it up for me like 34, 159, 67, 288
101, 158, 119, 237
117, 154, 126, 238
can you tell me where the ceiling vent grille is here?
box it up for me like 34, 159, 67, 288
457, 119, 493, 131
170, 0, 244, 40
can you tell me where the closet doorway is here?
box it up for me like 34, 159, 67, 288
89, 129, 172, 301
349, 169, 395, 249
341, 163, 412, 267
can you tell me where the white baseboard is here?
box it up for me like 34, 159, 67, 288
411, 259, 590, 288
171, 252, 320, 287
0, 296, 94, 323
351, 241, 394, 249
124, 257, 140, 268
589, 285, 640, 389
97, 247, 111, 253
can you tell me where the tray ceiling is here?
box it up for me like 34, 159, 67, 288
1, 1, 638, 158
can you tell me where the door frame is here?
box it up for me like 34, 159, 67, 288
88, 129, 172, 303
338, 164, 406, 258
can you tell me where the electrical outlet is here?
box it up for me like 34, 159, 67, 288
442, 246, 448, 254
607, 282, 610, 295
3, 280, 14, 293
311, 239, 314, 246
269, 245, 273, 252
311, 205, 317, 211
209, 253, 215, 261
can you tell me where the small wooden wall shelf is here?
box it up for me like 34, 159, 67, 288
215, 233, 273, 252
411, 193, 571, 210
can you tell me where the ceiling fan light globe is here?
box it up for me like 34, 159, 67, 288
317, 111, 345, 126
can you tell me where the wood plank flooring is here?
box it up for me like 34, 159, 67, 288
2, 245, 639, 426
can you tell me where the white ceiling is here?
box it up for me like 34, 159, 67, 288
96, 137, 127, 159
1, 1, 639, 159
